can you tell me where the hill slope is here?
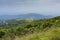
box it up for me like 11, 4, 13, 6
15, 16, 60, 40
15, 27, 60, 40
0, 16, 60, 40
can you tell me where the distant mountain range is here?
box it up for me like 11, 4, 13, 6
0, 13, 52, 20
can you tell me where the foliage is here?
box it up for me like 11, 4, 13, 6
0, 16, 60, 40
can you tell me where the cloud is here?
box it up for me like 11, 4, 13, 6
51, 0, 60, 3
0, 0, 60, 15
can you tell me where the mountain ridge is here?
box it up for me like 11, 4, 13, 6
0, 13, 52, 20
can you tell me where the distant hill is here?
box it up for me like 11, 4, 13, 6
0, 13, 52, 20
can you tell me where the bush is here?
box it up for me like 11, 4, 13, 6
0, 30, 5, 38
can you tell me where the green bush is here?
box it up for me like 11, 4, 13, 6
0, 30, 5, 38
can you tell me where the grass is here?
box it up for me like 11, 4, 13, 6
14, 27, 60, 40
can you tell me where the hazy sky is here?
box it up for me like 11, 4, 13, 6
0, 0, 60, 16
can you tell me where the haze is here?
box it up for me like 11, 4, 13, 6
0, 0, 60, 16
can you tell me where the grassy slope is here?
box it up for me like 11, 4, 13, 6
9, 16, 60, 40
15, 27, 60, 40
0, 16, 60, 40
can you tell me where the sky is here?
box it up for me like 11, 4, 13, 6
0, 0, 60, 16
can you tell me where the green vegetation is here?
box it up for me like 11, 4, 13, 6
0, 16, 60, 40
